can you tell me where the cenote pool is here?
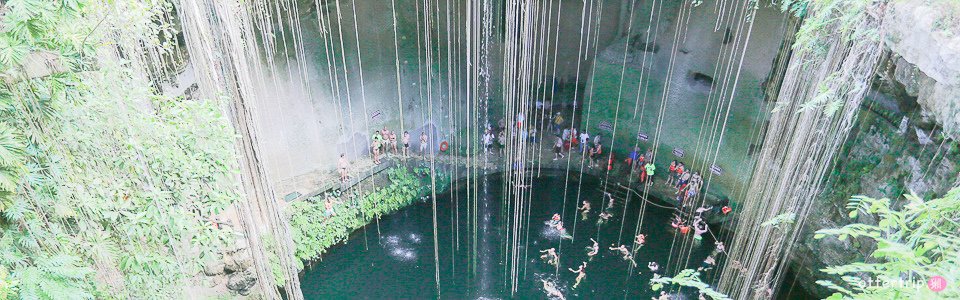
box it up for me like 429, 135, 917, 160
300, 171, 717, 299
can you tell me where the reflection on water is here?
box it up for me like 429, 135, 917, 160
381, 233, 420, 262
300, 172, 716, 299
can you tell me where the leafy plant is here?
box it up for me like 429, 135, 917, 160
814, 188, 960, 299
649, 269, 731, 300
289, 167, 435, 271
0, 0, 242, 298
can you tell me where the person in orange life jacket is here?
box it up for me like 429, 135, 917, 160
674, 163, 686, 188
667, 161, 678, 185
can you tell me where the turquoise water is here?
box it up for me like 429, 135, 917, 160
300, 172, 718, 299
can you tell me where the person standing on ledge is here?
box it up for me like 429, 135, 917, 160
419, 131, 428, 156
667, 160, 678, 185
389, 128, 398, 154
402, 131, 410, 156
372, 130, 383, 165
553, 136, 565, 160
553, 112, 564, 134
337, 153, 350, 182
644, 162, 656, 185
578, 130, 590, 153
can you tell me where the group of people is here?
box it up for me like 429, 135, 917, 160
550, 124, 605, 165
482, 123, 508, 156
338, 127, 436, 183
671, 202, 717, 241
625, 147, 657, 184
538, 193, 657, 298
370, 127, 430, 165
666, 160, 704, 206
537, 189, 732, 299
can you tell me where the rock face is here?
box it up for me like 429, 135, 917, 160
883, 0, 960, 136
788, 6, 960, 293
226, 271, 258, 296
789, 95, 959, 296
788, 4, 960, 294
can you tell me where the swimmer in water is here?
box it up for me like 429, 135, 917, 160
555, 222, 573, 240
568, 262, 587, 290
541, 279, 565, 300
609, 245, 632, 261
654, 290, 671, 300
634, 233, 647, 254
648, 261, 660, 273
578, 201, 591, 220
586, 238, 599, 258
598, 211, 612, 225
670, 214, 684, 228
539, 248, 559, 267
546, 213, 561, 227
693, 217, 708, 240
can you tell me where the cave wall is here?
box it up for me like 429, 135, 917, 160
252, 0, 470, 196
243, 0, 631, 198
788, 1, 960, 297
581, 0, 792, 200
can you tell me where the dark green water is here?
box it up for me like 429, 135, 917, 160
301, 172, 717, 299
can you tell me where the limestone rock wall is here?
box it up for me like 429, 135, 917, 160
883, 0, 960, 136
787, 1, 960, 296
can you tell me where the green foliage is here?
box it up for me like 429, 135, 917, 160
0, 266, 15, 300
785, 0, 879, 59
814, 188, 960, 299
0, 0, 242, 298
649, 269, 731, 300
289, 167, 433, 271
12, 255, 91, 300
780, 0, 810, 18
260, 234, 286, 288
761, 212, 796, 229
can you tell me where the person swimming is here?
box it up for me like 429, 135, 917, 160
634, 233, 647, 253
555, 222, 572, 240
540, 248, 559, 267
546, 213, 561, 227
697, 255, 716, 272
648, 261, 660, 273
598, 211, 612, 225
568, 262, 587, 290
670, 214, 684, 228
587, 238, 599, 258
541, 279, 565, 300
654, 290, 671, 300
609, 245, 636, 266
578, 201, 591, 220
693, 217, 708, 240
